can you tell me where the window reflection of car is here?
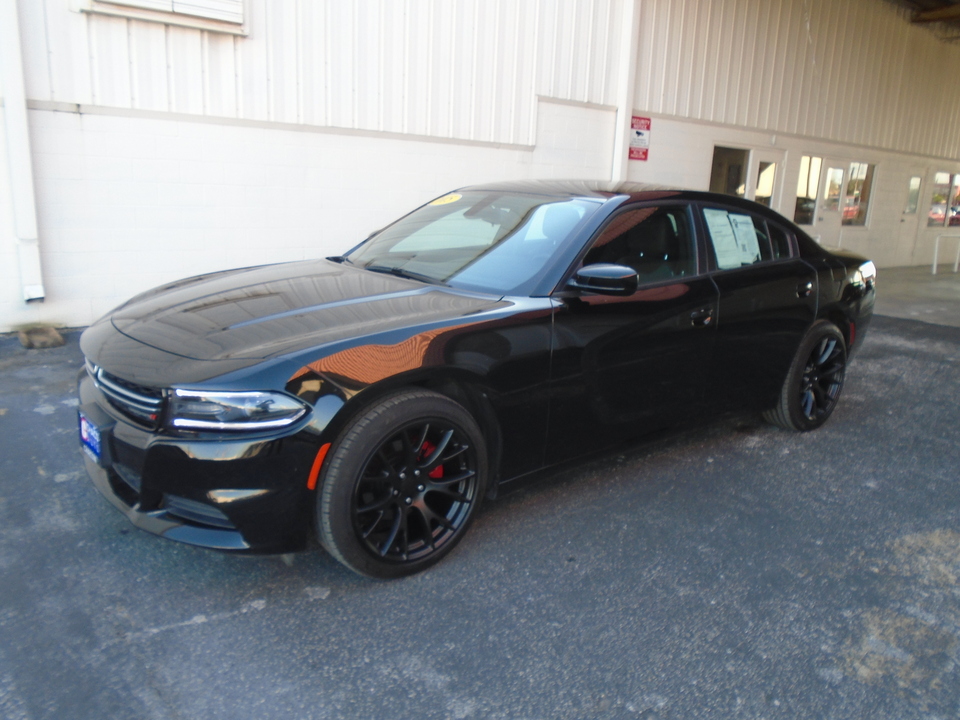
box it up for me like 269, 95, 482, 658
929, 204, 946, 224
77, 181, 878, 579
794, 197, 815, 225
950, 206, 960, 226
842, 199, 859, 220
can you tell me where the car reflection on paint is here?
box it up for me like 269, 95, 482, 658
78, 180, 877, 578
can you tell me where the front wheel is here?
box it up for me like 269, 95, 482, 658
317, 389, 487, 578
764, 321, 847, 431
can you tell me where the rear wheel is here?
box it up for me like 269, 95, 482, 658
317, 389, 487, 578
764, 321, 847, 431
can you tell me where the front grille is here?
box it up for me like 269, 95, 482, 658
87, 362, 164, 427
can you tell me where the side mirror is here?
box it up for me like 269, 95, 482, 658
568, 263, 638, 296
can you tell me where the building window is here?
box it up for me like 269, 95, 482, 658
709, 147, 748, 198
928, 172, 960, 227
794, 155, 822, 225
905, 176, 922, 214
83, 0, 245, 32
841, 162, 875, 226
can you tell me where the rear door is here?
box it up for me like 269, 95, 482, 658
546, 203, 718, 461
698, 204, 818, 413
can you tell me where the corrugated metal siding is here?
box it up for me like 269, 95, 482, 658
635, 0, 960, 158
19, 0, 960, 157
23, 0, 622, 146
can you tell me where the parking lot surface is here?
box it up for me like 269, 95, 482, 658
1, 315, 959, 720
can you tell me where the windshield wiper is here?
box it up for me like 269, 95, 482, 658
364, 265, 443, 285
326, 255, 354, 265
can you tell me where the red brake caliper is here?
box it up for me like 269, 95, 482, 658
419, 441, 444, 479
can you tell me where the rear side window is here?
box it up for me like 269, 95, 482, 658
702, 207, 776, 269
766, 222, 793, 259
583, 205, 696, 282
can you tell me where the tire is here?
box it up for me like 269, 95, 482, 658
316, 389, 487, 579
763, 321, 847, 431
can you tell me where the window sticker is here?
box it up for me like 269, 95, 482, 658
703, 208, 741, 269
429, 193, 462, 206
704, 209, 761, 268
729, 213, 761, 264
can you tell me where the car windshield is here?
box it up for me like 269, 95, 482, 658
345, 191, 598, 295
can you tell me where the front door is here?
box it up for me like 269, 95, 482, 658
546, 203, 718, 462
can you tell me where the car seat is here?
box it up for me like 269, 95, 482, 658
616, 213, 678, 280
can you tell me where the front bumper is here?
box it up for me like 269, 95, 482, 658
79, 372, 321, 554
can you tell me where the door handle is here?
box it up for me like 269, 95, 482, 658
797, 281, 813, 298
690, 307, 713, 327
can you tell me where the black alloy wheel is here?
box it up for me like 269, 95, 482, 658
798, 335, 845, 422
764, 321, 847, 431
317, 389, 487, 578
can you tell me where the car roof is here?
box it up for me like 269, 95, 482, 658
459, 179, 675, 200
458, 179, 830, 259
458, 180, 775, 214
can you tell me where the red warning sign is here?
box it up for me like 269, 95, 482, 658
629, 116, 651, 161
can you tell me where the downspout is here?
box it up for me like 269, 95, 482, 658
610, 0, 642, 182
0, 0, 44, 301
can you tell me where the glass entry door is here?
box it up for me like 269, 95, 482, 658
815, 162, 846, 247
749, 150, 783, 208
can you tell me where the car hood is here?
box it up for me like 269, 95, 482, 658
107, 259, 507, 361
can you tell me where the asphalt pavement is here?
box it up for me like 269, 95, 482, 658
1, 312, 959, 720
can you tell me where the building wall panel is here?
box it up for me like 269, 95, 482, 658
14, 0, 960, 157
267, 0, 300, 125
39, 0, 91, 104
203, 32, 238, 118
19, 0, 621, 146
168, 26, 204, 114
635, 0, 960, 159
236, 0, 269, 121
88, 15, 132, 108
129, 21, 168, 112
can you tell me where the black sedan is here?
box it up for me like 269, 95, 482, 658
78, 181, 876, 578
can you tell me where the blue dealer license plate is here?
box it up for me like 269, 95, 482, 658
79, 411, 102, 463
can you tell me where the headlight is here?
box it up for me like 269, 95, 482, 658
168, 389, 308, 431
860, 260, 877, 284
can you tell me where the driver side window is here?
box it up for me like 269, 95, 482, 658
583, 205, 696, 282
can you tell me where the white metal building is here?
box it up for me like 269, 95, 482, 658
2, 0, 959, 332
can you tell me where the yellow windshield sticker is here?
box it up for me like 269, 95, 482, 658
429, 193, 462, 206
